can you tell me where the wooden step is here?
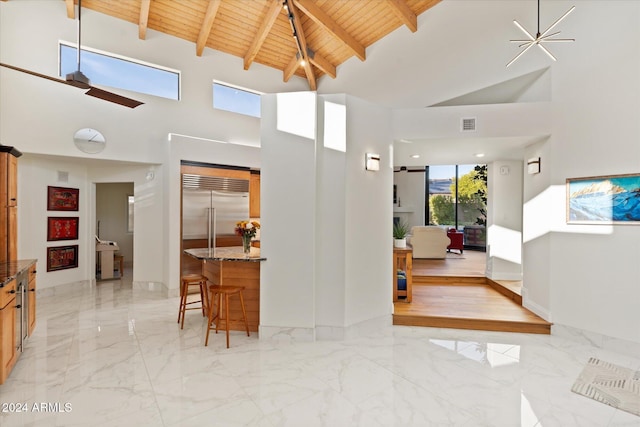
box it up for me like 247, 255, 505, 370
393, 282, 551, 335
393, 314, 551, 334
414, 275, 487, 285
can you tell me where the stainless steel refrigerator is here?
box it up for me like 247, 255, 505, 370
181, 172, 250, 253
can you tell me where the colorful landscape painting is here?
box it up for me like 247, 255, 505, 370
567, 173, 640, 224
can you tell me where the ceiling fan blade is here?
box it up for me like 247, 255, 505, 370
0, 62, 73, 87
85, 87, 144, 109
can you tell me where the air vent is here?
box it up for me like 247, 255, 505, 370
182, 174, 249, 193
57, 171, 69, 182
461, 117, 476, 132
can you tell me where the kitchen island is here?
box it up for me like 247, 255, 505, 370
184, 247, 265, 332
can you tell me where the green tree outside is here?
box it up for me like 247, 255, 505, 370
429, 167, 487, 227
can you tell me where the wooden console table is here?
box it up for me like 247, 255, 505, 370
393, 246, 412, 303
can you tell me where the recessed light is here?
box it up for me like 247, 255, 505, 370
410, 154, 420, 159
475, 153, 485, 158
399, 139, 413, 144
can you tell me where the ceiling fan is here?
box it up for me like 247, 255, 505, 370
0, 0, 143, 108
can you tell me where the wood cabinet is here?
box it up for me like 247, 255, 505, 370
393, 247, 413, 303
7, 154, 17, 207
28, 264, 36, 336
0, 278, 17, 384
249, 171, 260, 218
0, 147, 21, 263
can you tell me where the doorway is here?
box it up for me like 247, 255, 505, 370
96, 182, 134, 279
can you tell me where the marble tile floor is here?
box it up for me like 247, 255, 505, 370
1, 274, 639, 427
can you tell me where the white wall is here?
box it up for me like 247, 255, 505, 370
486, 160, 523, 281
18, 155, 90, 288
393, 169, 425, 228
316, 95, 347, 331
542, 2, 640, 342
343, 95, 393, 326
260, 93, 392, 340
260, 93, 318, 339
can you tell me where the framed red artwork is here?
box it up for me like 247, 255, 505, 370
47, 186, 79, 211
47, 217, 79, 241
46, 245, 79, 272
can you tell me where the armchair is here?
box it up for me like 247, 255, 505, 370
447, 228, 464, 254
408, 226, 450, 259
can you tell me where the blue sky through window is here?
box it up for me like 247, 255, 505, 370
59, 43, 180, 100
213, 82, 261, 118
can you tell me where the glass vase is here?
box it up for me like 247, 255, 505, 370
242, 235, 251, 256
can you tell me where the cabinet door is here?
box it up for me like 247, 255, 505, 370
28, 268, 36, 336
249, 173, 260, 218
7, 206, 17, 261
0, 207, 7, 263
0, 153, 8, 206
0, 299, 16, 384
7, 154, 17, 207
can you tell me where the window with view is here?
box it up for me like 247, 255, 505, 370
213, 82, 261, 118
59, 42, 180, 100
427, 164, 487, 248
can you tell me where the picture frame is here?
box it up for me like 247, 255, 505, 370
47, 217, 79, 241
567, 173, 640, 224
47, 186, 79, 211
46, 245, 79, 272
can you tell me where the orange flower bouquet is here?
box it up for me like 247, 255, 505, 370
235, 220, 260, 254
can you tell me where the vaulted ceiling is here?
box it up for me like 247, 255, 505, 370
61, 0, 442, 90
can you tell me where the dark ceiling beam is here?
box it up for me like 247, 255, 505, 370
244, 0, 282, 70
386, 0, 418, 33
293, 0, 366, 61
196, 0, 221, 57
138, 0, 151, 40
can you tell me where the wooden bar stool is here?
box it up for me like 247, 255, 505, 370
205, 285, 250, 348
178, 274, 208, 329
113, 254, 124, 277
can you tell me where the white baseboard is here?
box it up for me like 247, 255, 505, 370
259, 326, 315, 343
521, 288, 551, 322
488, 271, 523, 281
37, 279, 171, 297
260, 315, 392, 343
316, 315, 392, 341
133, 281, 172, 297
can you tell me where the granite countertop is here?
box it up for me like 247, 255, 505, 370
184, 247, 266, 262
0, 259, 37, 287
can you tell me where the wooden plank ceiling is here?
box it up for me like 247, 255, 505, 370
63, 0, 442, 90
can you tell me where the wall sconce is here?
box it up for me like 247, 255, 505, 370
365, 153, 380, 171
527, 157, 541, 174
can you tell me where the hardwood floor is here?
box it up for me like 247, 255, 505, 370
394, 249, 551, 334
